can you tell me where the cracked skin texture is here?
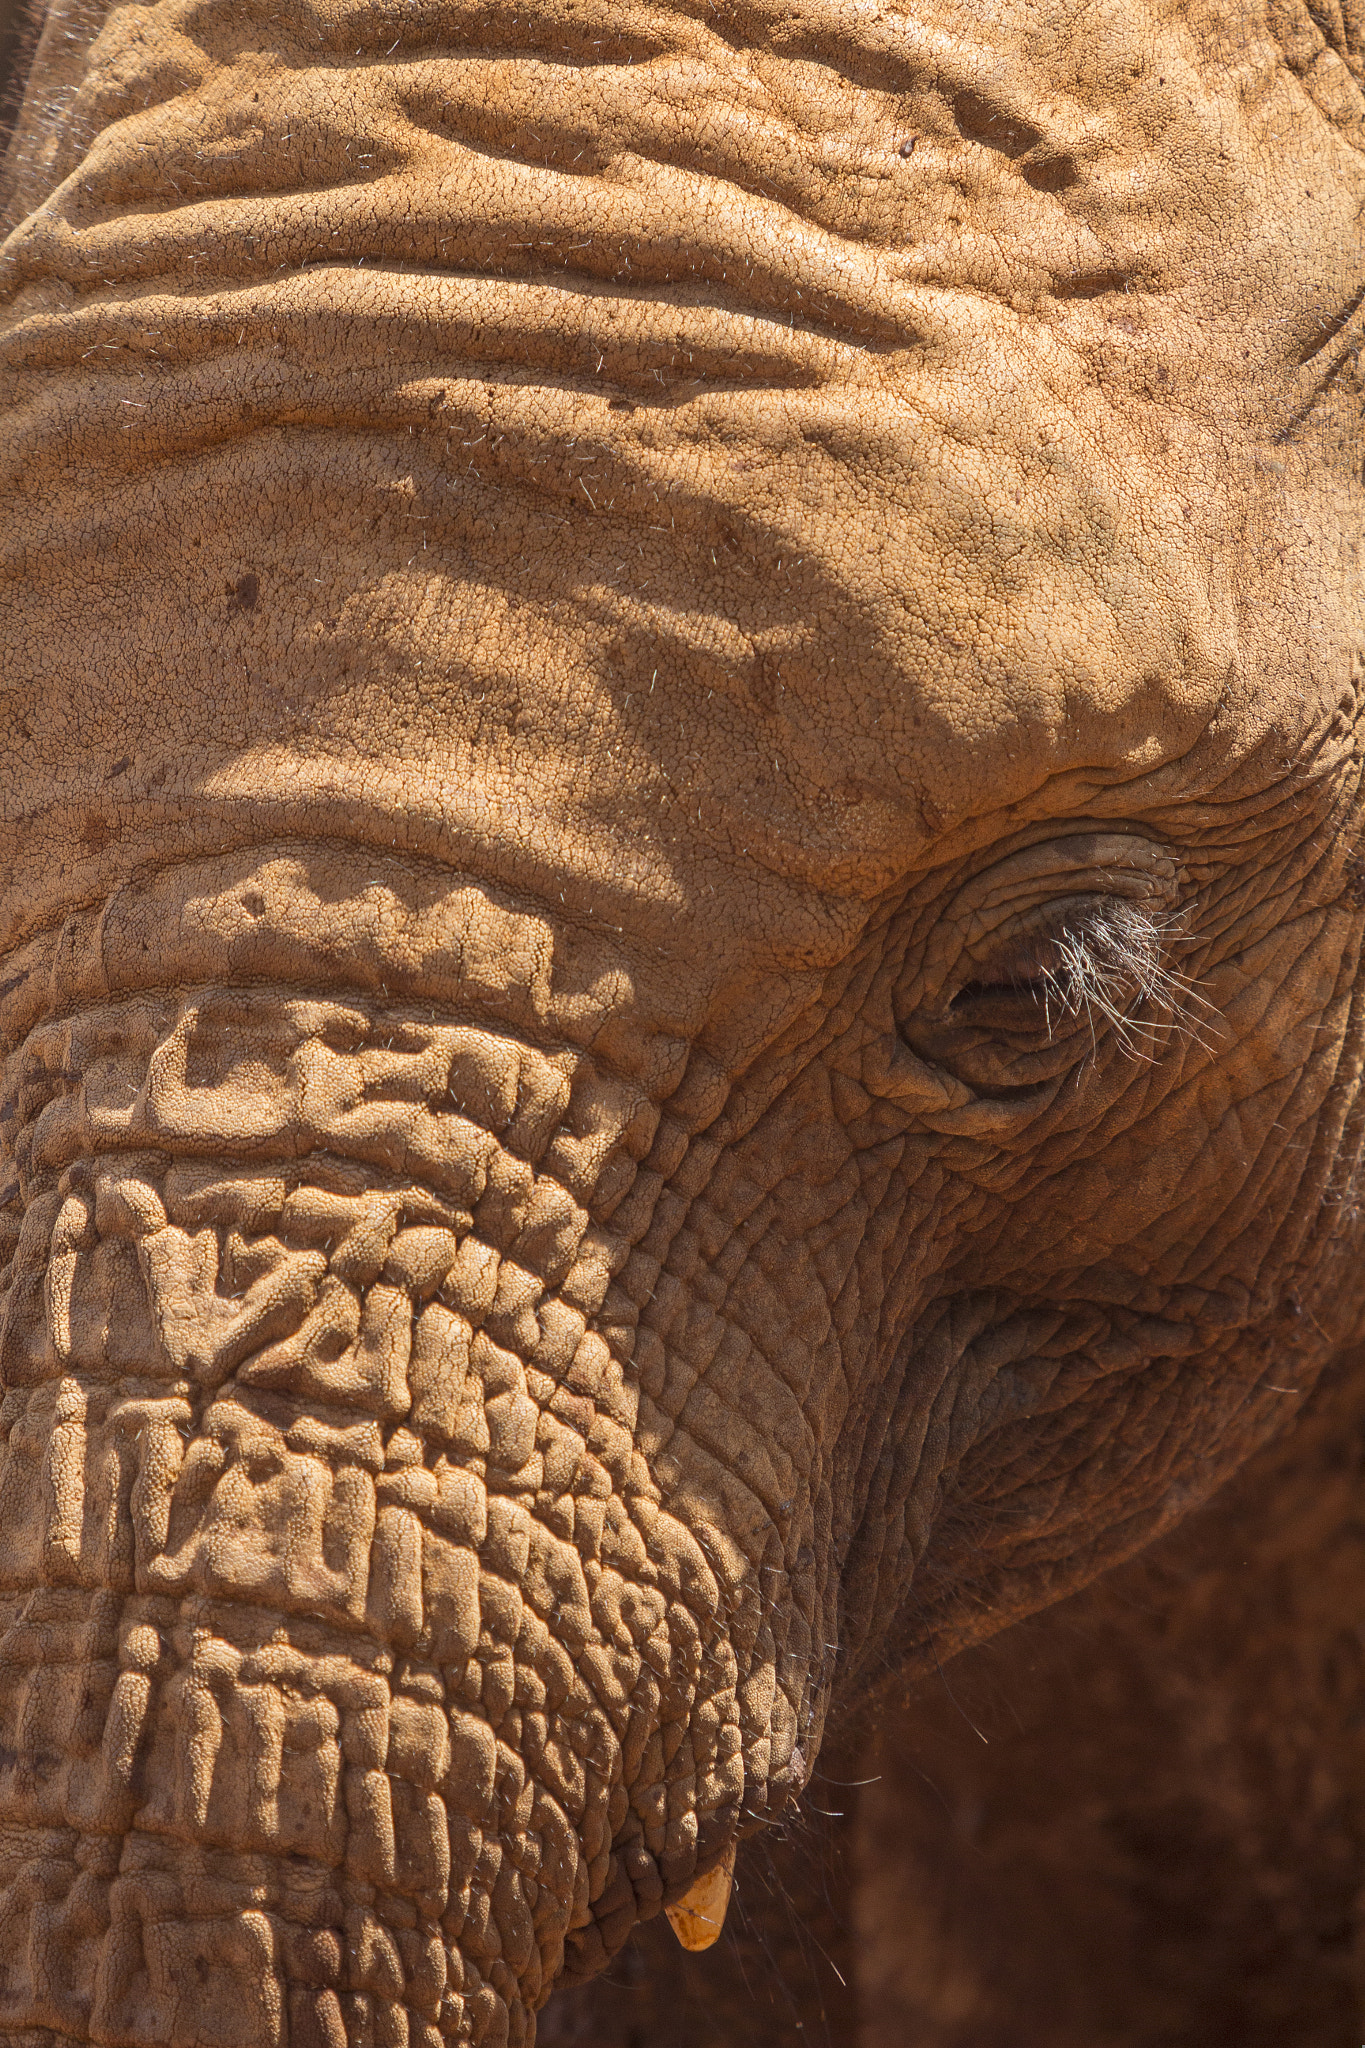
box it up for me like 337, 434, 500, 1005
0, 0, 1363, 2038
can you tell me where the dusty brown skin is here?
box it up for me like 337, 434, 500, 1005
539, 1344, 1365, 2046
1, 0, 1364, 2040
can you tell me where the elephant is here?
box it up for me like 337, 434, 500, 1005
0, 0, 1363, 2037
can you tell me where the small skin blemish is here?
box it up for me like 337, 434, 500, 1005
227, 571, 259, 611
80, 813, 115, 852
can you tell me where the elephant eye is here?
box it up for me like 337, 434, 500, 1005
947, 897, 1193, 1054
949, 962, 1058, 1035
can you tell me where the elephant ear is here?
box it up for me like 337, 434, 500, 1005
1269, 0, 1365, 147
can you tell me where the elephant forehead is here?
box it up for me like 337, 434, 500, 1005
0, 0, 1361, 971
4, 0, 1354, 388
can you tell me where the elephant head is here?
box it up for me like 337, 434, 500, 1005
0, 0, 1363, 2039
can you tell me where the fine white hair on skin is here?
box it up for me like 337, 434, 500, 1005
1040, 900, 1215, 1061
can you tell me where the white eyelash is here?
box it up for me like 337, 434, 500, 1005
1037, 901, 1216, 1062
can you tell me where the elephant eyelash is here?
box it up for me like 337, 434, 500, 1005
1035, 899, 1213, 1061
951, 899, 1214, 1062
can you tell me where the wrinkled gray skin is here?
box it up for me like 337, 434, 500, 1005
0, 0, 1364, 2042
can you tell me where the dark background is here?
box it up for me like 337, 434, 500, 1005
1, 0, 40, 154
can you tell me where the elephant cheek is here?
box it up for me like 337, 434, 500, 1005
0, 980, 743, 2046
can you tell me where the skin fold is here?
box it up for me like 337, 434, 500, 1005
0, 0, 1363, 2040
